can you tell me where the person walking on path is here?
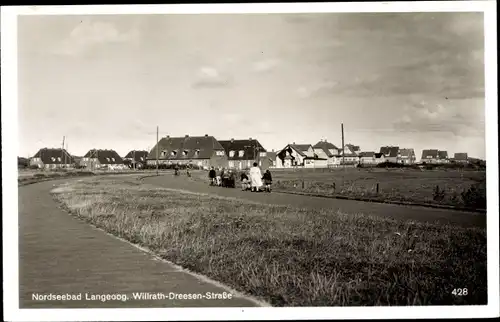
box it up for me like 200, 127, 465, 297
208, 167, 216, 186
262, 169, 273, 192
249, 162, 263, 192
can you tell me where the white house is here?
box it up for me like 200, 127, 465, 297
313, 140, 340, 167
275, 143, 326, 168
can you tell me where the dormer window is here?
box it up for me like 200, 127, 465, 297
171, 150, 177, 156
140, 157, 144, 161
239, 150, 244, 157
183, 150, 189, 156
111, 157, 115, 162
57, 157, 62, 162
160, 150, 167, 157
51, 157, 56, 162
259, 152, 266, 157
195, 149, 200, 156
229, 151, 235, 157
106, 157, 111, 162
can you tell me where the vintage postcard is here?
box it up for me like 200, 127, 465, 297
2, 1, 498, 321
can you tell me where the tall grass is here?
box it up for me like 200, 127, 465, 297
52, 177, 487, 306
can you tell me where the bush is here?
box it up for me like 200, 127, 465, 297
461, 181, 486, 209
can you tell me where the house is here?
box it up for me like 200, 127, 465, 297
379, 146, 400, 163
276, 143, 326, 168
313, 140, 340, 167
420, 149, 449, 164
339, 144, 360, 165
218, 138, 267, 170
399, 148, 416, 164
358, 152, 376, 165
123, 150, 149, 169
18, 157, 29, 169
147, 134, 227, 169
374, 152, 386, 164
453, 153, 469, 163
80, 149, 125, 170
30, 148, 75, 169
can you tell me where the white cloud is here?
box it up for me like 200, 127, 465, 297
252, 59, 280, 73
297, 80, 338, 99
192, 66, 232, 88
54, 21, 139, 56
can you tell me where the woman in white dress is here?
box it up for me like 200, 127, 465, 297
249, 162, 263, 192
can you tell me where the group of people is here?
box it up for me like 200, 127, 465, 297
208, 162, 273, 192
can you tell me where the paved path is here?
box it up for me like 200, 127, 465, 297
144, 175, 486, 228
18, 179, 263, 308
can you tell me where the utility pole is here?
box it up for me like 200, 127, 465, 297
156, 126, 159, 176
341, 123, 345, 171
61, 136, 65, 168
133, 150, 136, 170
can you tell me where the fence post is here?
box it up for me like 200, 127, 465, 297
376, 183, 379, 194
333, 182, 336, 192
302, 180, 305, 189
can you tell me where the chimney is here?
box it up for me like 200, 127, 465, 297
205, 134, 208, 137
249, 137, 252, 141
272, 149, 275, 152
185, 135, 189, 138
166, 135, 170, 139
231, 138, 234, 143
293, 142, 296, 145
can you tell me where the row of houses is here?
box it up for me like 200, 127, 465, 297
27, 134, 472, 170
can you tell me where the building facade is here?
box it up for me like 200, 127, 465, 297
80, 149, 126, 170
218, 138, 267, 170
147, 134, 228, 169
30, 148, 75, 169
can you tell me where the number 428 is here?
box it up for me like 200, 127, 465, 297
452, 288, 468, 296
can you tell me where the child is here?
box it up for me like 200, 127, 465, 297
262, 169, 273, 192
240, 171, 250, 191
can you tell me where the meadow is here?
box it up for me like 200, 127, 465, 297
192, 167, 486, 210
51, 176, 487, 306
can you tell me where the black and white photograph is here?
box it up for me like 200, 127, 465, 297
2, 2, 499, 321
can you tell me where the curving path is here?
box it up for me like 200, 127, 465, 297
18, 178, 264, 308
144, 175, 486, 229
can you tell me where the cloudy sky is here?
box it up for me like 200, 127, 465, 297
18, 12, 485, 159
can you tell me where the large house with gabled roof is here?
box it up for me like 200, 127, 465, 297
80, 149, 125, 170
420, 149, 449, 164
147, 134, 227, 169
276, 142, 327, 168
218, 138, 267, 170
30, 148, 74, 169
313, 139, 340, 167
123, 150, 149, 169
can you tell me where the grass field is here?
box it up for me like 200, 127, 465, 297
51, 176, 487, 306
191, 168, 486, 210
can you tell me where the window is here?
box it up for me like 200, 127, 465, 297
216, 150, 224, 156
111, 158, 115, 162
183, 150, 188, 156
171, 150, 177, 156
239, 150, 244, 157
161, 150, 167, 157
229, 151, 235, 157
259, 152, 266, 157
106, 157, 111, 162
140, 157, 144, 161
57, 157, 62, 162
51, 157, 56, 162
195, 149, 200, 156
229, 161, 234, 168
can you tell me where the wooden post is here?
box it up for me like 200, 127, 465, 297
302, 180, 305, 189
376, 183, 379, 194
333, 182, 336, 192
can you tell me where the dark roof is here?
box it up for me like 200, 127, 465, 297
438, 151, 448, 159
454, 153, 468, 160
379, 146, 400, 157
148, 135, 224, 160
421, 149, 439, 159
359, 152, 375, 158
124, 150, 149, 162
218, 139, 266, 160
33, 148, 74, 164
304, 156, 328, 160
83, 149, 124, 164
399, 148, 415, 158
374, 153, 385, 158
313, 141, 339, 157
